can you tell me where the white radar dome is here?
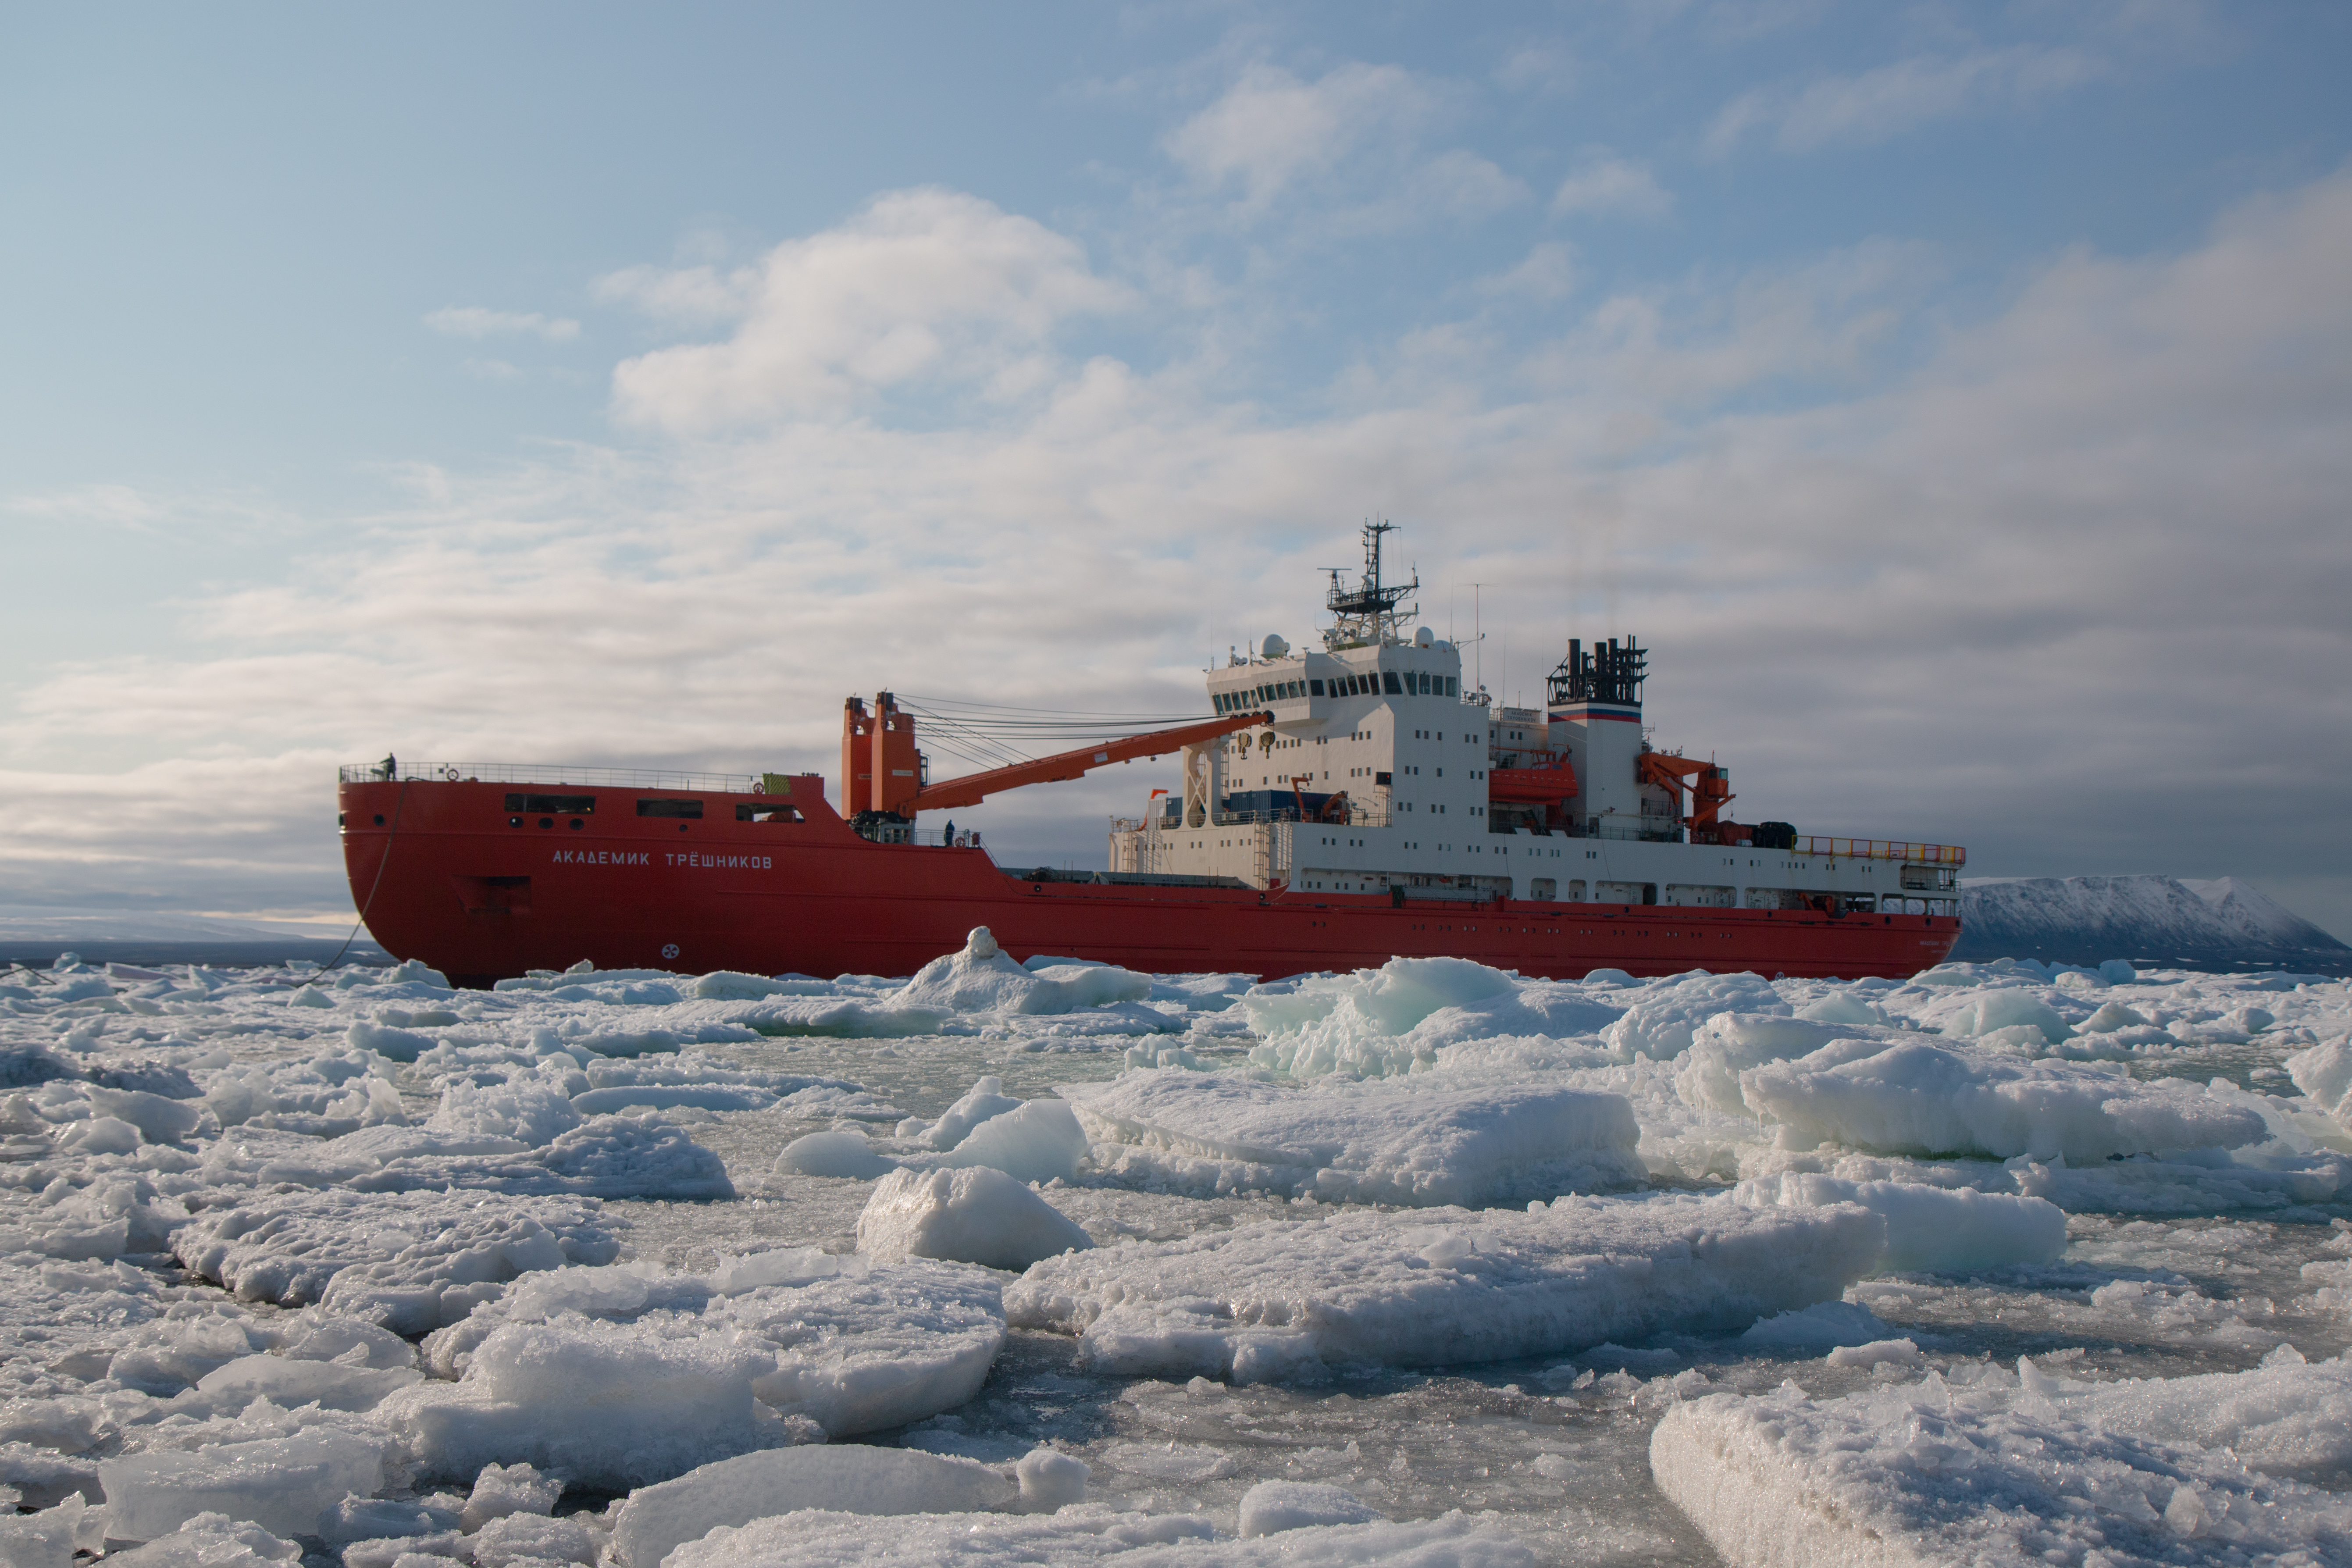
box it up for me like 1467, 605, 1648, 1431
1414, 626, 1434, 648
1262, 634, 1290, 659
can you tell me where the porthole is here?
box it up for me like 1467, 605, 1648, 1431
569, 819, 584, 830
509, 816, 522, 827
372, 813, 385, 826
539, 817, 554, 829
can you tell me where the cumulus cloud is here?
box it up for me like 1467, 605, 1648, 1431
423, 306, 582, 342
605, 188, 1133, 432
1550, 153, 1672, 218
5, 171, 2349, 932
1709, 46, 2107, 154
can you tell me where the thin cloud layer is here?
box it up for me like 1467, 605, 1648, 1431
424, 307, 582, 342
1550, 154, 1671, 218
1158, 61, 1525, 233
1709, 45, 2107, 154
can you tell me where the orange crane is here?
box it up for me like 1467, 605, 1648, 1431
1636, 751, 1735, 830
843, 692, 1274, 816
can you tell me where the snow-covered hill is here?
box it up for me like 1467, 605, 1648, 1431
1955, 875, 2350, 971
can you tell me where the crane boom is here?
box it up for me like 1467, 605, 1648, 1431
903, 709, 1273, 814
1637, 752, 1735, 827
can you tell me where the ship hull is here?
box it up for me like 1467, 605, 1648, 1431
341, 778, 1960, 988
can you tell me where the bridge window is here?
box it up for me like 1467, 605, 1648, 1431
1382, 672, 1403, 694
735, 804, 803, 823
636, 798, 703, 818
1309, 679, 1325, 695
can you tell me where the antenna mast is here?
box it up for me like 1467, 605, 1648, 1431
1323, 521, 1419, 650
1462, 583, 1492, 709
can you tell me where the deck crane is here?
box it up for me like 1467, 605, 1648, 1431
842, 693, 1274, 818
1636, 750, 1735, 832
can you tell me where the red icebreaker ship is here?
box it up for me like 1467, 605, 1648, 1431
339, 527, 1962, 987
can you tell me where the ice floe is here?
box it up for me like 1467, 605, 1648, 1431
1653, 1354, 2352, 1567
1740, 1040, 2272, 1162
665, 1509, 1535, 1568
858, 1167, 1094, 1271
406, 1251, 1007, 1444
1066, 1070, 1644, 1206
1006, 1194, 1885, 1381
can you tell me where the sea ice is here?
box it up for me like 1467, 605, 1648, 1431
97, 1426, 387, 1541
777, 1127, 898, 1179
98, 1512, 299, 1568
1672, 1013, 1886, 1118
374, 1316, 799, 1490
407, 1254, 1006, 1441
460, 1460, 563, 1528
171, 1191, 617, 1329
190, 1353, 420, 1413
2289, 1037, 2352, 1133
468, 1512, 599, 1568
1242, 957, 1623, 1079
0, 1496, 97, 1568
924, 1097, 1092, 1183
1732, 1171, 2069, 1273
858, 1166, 1094, 1271
1066, 1071, 1645, 1207
1652, 1359, 2352, 1568
894, 929, 1154, 1017
1740, 1039, 2271, 1162
1235, 1481, 1384, 1536
916, 1076, 1025, 1149
1602, 973, 1789, 1062
660, 1509, 1534, 1568
1735, 1299, 1899, 1352
1007, 1194, 1884, 1381
609, 1447, 1017, 1568
349, 1110, 737, 1201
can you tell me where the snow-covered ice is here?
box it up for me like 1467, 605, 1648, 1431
1740, 1039, 2272, 1162
609, 1447, 1016, 1568
1653, 1354, 2352, 1567
3, 937, 2350, 1567
1066, 1070, 1644, 1206
1006, 1194, 1885, 1380
660, 1509, 1536, 1568
858, 1166, 1094, 1271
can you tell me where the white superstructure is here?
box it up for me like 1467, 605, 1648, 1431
1110, 527, 1963, 915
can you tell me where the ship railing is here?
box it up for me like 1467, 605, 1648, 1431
909, 828, 993, 849
339, 762, 765, 793
1125, 807, 1391, 831
1794, 837, 1967, 864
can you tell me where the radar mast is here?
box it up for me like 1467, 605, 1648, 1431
1322, 521, 1420, 649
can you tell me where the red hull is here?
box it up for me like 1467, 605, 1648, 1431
340, 778, 1960, 988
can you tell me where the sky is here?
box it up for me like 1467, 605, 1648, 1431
2, 1, 2349, 938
